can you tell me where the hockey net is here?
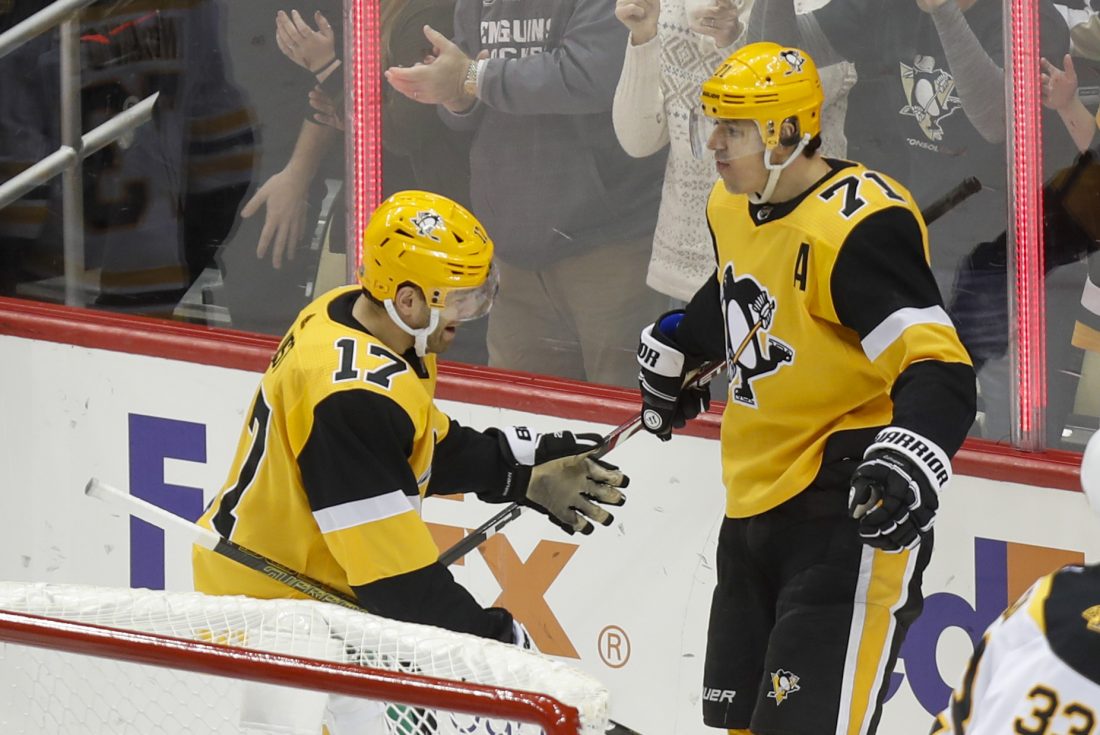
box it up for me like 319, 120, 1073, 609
0, 582, 610, 735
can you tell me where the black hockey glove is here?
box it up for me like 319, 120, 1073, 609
637, 311, 710, 440
498, 427, 628, 535
484, 606, 536, 649
849, 427, 951, 553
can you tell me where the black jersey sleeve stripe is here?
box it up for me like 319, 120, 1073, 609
831, 207, 945, 341
890, 361, 977, 458
353, 562, 514, 641
428, 422, 521, 501
298, 390, 420, 512
678, 271, 728, 360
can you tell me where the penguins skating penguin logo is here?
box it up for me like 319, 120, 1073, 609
767, 669, 801, 705
721, 265, 793, 407
778, 49, 806, 75
411, 210, 447, 241
899, 55, 961, 142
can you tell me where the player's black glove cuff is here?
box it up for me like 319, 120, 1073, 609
848, 427, 951, 553
637, 311, 710, 440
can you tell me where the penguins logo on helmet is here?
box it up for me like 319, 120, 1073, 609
779, 49, 805, 74
411, 210, 446, 242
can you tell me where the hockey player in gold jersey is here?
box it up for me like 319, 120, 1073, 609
194, 190, 627, 647
634, 43, 977, 734
931, 434, 1100, 734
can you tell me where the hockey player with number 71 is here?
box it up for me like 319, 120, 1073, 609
634, 42, 976, 735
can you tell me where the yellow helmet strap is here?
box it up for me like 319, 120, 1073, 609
383, 299, 441, 356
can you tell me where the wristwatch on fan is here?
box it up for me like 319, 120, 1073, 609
463, 60, 480, 97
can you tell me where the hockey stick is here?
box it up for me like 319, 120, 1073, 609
84, 477, 644, 735
85, 478, 362, 611
437, 358, 726, 567
446, 175, 984, 563
921, 176, 982, 227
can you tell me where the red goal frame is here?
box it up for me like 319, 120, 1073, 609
0, 608, 583, 735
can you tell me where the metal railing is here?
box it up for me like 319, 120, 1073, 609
0, 0, 159, 306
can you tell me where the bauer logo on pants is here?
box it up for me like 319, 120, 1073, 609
702, 688, 736, 703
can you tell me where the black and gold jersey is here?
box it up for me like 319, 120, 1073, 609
194, 286, 517, 639
698, 160, 974, 517
932, 563, 1100, 735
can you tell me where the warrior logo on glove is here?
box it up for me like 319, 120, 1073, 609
643, 410, 664, 431
722, 266, 794, 407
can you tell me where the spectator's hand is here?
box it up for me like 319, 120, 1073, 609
275, 9, 336, 73
915, 0, 950, 11
384, 25, 479, 112
687, 0, 743, 48
309, 86, 344, 130
240, 169, 309, 270
615, 0, 660, 46
1041, 54, 1078, 112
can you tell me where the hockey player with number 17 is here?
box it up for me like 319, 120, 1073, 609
193, 191, 628, 733
634, 43, 976, 734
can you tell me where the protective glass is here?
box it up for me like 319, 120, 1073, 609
688, 108, 766, 160
441, 263, 499, 322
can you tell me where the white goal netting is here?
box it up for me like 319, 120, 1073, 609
0, 582, 610, 735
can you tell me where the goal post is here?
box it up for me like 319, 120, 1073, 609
0, 582, 611, 735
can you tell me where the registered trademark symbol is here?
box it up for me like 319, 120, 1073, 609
598, 625, 630, 668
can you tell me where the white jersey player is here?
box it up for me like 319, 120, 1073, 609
931, 435, 1100, 734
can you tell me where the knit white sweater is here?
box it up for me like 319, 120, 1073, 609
613, 1, 855, 300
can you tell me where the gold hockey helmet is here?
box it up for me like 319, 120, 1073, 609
359, 190, 497, 323
695, 42, 824, 152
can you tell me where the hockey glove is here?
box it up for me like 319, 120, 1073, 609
499, 427, 629, 535
637, 311, 711, 440
484, 606, 537, 650
849, 427, 951, 553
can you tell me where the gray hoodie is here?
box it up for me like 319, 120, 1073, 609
441, 0, 668, 268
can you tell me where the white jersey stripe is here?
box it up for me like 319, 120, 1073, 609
835, 545, 875, 735
313, 491, 418, 533
861, 306, 954, 363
